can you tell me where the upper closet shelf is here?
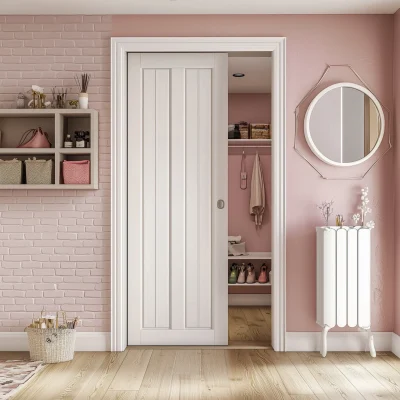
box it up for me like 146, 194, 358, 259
228, 252, 272, 260
228, 139, 271, 148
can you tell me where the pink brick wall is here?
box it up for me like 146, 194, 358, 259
0, 15, 111, 332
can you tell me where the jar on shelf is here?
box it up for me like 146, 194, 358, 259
75, 131, 86, 148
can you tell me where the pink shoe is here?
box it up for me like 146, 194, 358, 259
258, 264, 268, 284
237, 264, 246, 284
246, 263, 256, 284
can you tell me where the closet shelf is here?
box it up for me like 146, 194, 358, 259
228, 139, 271, 148
228, 252, 272, 260
228, 283, 271, 287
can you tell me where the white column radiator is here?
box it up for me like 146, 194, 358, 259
316, 226, 375, 357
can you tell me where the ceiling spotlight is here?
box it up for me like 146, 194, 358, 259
233, 73, 245, 78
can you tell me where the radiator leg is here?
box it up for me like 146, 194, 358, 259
366, 327, 376, 358
321, 325, 330, 357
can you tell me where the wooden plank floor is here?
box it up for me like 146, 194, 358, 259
4, 308, 399, 399
5, 350, 399, 399
228, 306, 271, 348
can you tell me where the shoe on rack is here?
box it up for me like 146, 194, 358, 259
228, 263, 238, 284
258, 263, 268, 284
246, 263, 256, 284
237, 263, 247, 284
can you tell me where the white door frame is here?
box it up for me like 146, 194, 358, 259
111, 37, 286, 352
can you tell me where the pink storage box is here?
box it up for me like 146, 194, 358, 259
63, 160, 90, 184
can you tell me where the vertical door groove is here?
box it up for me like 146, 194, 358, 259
155, 69, 170, 328
185, 69, 199, 328
170, 68, 186, 330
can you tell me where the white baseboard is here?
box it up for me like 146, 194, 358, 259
392, 333, 400, 358
0, 332, 110, 352
286, 331, 393, 352
228, 294, 271, 306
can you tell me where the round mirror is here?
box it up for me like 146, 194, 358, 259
304, 83, 385, 166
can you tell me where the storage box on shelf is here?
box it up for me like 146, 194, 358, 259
0, 109, 98, 189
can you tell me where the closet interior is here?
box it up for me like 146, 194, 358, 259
227, 53, 272, 347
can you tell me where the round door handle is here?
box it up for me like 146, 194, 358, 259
217, 200, 225, 209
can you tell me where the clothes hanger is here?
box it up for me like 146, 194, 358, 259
240, 149, 247, 190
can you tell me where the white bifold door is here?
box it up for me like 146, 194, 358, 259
127, 53, 228, 345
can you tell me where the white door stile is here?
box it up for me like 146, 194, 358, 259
212, 54, 229, 345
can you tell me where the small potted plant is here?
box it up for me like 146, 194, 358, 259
75, 73, 91, 109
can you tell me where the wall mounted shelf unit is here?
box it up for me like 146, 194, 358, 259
0, 109, 98, 189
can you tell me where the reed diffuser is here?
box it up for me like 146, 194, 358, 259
75, 73, 91, 109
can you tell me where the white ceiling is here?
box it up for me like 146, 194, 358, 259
228, 57, 271, 94
1, 0, 399, 14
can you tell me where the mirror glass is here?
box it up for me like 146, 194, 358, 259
305, 84, 384, 166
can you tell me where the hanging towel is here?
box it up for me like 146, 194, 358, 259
250, 153, 265, 227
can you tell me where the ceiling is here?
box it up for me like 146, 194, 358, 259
228, 57, 271, 94
1, 0, 399, 14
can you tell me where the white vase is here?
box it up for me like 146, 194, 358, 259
79, 92, 89, 109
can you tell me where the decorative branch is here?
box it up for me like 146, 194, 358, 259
353, 187, 375, 228
317, 200, 334, 226
75, 73, 91, 93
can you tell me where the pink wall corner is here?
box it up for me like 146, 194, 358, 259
394, 8, 400, 336
114, 14, 395, 333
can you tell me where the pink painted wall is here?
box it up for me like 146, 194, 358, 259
228, 93, 271, 252
114, 14, 395, 332
0, 14, 396, 334
228, 93, 271, 125
0, 16, 111, 332
394, 9, 400, 336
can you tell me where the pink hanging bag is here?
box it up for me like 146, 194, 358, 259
63, 160, 90, 184
18, 127, 51, 148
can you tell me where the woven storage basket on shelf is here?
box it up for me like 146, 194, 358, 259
25, 158, 53, 184
0, 159, 22, 184
63, 160, 90, 184
25, 328, 76, 363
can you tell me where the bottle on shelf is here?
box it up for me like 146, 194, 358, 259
64, 134, 73, 148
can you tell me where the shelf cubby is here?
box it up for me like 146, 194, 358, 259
0, 109, 98, 189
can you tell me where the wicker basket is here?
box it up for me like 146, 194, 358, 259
25, 158, 53, 184
250, 123, 271, 139
63, 160, 90, 184
25, 327, 76, 363
0, 159, 22, 184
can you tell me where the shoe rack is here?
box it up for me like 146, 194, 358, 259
228, 252, 272, 286
0, 109, 98, 189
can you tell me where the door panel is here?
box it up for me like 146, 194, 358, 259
128, 53, 228, 345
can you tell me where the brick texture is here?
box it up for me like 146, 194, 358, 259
0, 15, 112, 332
